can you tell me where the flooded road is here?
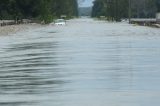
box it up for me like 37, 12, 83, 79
0, 18, 160, 106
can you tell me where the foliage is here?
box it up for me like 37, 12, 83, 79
92, 0, 129, 21
92, 0, 160, 21
0, 0, 78, 23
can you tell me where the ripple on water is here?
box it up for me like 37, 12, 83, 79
0, 19, 160, 106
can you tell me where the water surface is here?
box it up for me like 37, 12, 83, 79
0, 18, 160, 106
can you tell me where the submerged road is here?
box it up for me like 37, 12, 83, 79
0, 18, 160, 106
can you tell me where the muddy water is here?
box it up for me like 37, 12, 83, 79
0, 18, 160, 106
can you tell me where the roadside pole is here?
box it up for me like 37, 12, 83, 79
129, 0, 131, 24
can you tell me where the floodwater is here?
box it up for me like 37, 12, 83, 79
0, 18, 160, 106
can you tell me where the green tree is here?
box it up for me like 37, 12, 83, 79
92, 0, 159, 20
92, 0, 129, 21
0, 0, 78, 23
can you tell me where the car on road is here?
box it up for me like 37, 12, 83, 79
54, 19, 66, 25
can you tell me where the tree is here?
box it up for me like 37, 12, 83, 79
92, 0, 159, 20
0, 0, 78, 23
92, 0, 129, 21
156, 0, 160, 12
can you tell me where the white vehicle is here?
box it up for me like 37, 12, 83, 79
54, 19, 66, 25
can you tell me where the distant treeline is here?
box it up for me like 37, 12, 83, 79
92, 0, 160, 21
0, 0, 78, 23
79, 7, 92, 16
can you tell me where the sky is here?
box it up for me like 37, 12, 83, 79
79, 0, 94, 7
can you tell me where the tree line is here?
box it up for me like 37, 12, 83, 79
0, 0, 78, 23
92, 0, 160, 21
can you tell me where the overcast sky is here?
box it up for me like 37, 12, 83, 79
80, 0, 94, 7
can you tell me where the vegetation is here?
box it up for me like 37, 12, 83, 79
92, 0, 160, 21
156, 0, 160, 12
0, 0, 78, 23
78, 7, 92, 16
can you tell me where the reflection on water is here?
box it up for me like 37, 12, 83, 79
0, 19, 160, 106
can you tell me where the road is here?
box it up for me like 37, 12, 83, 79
0, 18, 160, 106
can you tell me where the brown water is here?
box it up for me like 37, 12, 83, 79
0, 18, 160, 106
